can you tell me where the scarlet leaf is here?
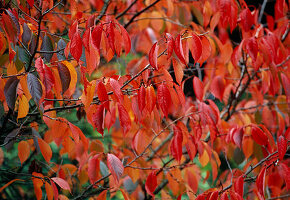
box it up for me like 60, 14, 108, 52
4, 77, 19, 110
280, 73, 290, 99
234, 175, 244, 198
220, 193, 229, 200
251, 125, 269, 146
38, 138, 52, 163
27, 0, 34, 8
145, 85, 156, 113
256, 167, 266, 200
193, 76, 204, 101
244, 37, 258, 62
170, 126, 183, 162
110, 78, 123, 102
68, 122, 81, 143
145, 171, 157, 197
174, 34, 186, 65
50, 179, 59, 200
149, 42, 159, 70
35, 57, 55, 95
117, 23, 131, 54
277, 136, 287, 160
107, 22, 115, 53
232, 127, 244, 149
96, 81, 109, 110
27, 73, 43, 106
51, 177, 71, 193
70, 31, 82, 61
92, 23, 103, 50
93, 104, 105, 135
118, 103, 131, 135
88, 154, 100, 184
190, 33, 202, 62
209, 191, 218, 200
166, 33, 174, 59
107, 153, 124, 182
157, 83, 172, 117
210, 75, 225, 101
138, 85, 146, 112
18, 141, 30, 164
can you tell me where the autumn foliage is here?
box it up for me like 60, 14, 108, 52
0, 0, 289, 199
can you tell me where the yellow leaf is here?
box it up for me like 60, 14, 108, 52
18, 141, 30, 164
38, 138, 52, 163
17, 95, 29, 119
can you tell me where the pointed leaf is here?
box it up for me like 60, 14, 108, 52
190, 33, 202, 62
51, 177, 71, 193
193, 76, 204, 101
149, 42, 158, 70
251, 125, 269, 146
92, 23, 103, 50
110, 78, 123, 102
40, 35, 54, 62
170, 126, 183, 162
70, 31, 82, 61
68, 122, 81, 143
4, 77, 19, 110
93, 104, 105, 135
277, 136, 287, 160
118, 103, 131, 135
27, 73, 43, 106
97, 81, 109, 110
210, 75, 225, 101
38, 138, 52, 163
88, 154, 100, 184
234, 175, 244, 198
57, 63, 71, 94
174, 34, 186, 65
157, 83, 172, 117
138, 85, 146, 112
0, 179, 24, 193
166, 33, 174, 59
256, 167, 266, 200
107, 153, 124, 182
18, 140, 30, 164
145, 171, 157, 197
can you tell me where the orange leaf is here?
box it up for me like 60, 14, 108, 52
0, 179, 24, 193
18, 140, 30, 164
193, 76, 204, 101
17, 95, 29, 119
172, 59, 184, 85
45, 182, 54, 200
38, 138, 52, 163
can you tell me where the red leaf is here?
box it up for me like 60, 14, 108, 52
68, 122, 81, 143
244, 37, 258, 62
70, 31, 82, 61
232, 127, 244, 149
107, 22, 115, 53
157, 83, 172, 117
210, 75, 225, 101
93, 104, 105, 135
145, 171, 157, 197
239, 8, 254, 32
27, 0, 34, 7
170, 126, 183, 162
172, 59, 184, 85
278, 162, 290, 189
174, 34, 186, 65
220, 193, 229, 200
117, 23, 131, 54
50, 180, 58, 200
280, 73, 290, 100
234, 175, 244, 198
145, 85, 156, 113
256, 167, 266, 200
251, 125, 269, 146
92, 23, 103, 50
166, 33, 174, 60
35, 57, 55, 95
88, 154, 100, 184
149, 42, 159, 70
110, 78, 123, 102
138, 85, 146, 112
198, 36, 212, 64
51, 177, 71, 193
107, 153, 124, 182
209, 191, 218, 200
96, 81, 109, 110
190, 33, 202, 62
193, 76, 204, 101
118, 103, 131, 135
277, 136, 287, 160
